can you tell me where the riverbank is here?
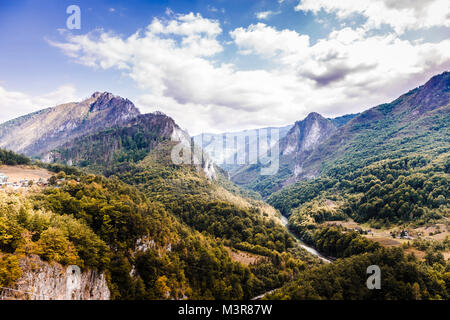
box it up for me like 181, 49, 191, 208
280, 216, 332, 263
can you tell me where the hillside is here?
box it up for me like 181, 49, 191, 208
46, 112, 186, 173
296, 71, 450, 181
262, 73, 449, 271
0, 153, 317, 300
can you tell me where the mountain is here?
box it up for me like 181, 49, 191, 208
194, 115, 357, 177
234, 71, 450, 198
0, 144, 316, 300
294, 70, 450, 180
0, 92, 321, 299
0, 92, 140, 156
279, 112, 337, 172
231, 112, 338, 196
1, 73, 448, 301
267, 71, 449, 221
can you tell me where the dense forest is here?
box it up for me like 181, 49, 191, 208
267, 244, 450, 300
266, 225, 450, 300
269, 154, 449, 230
107, 142, 297, 255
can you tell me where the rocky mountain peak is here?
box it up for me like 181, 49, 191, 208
87, 92, 139, 116
303, 112, 323, 121
0, 92, 142, 156
282, 112, 336, 156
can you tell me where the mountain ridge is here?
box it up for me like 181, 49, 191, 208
0, 92, 140, 156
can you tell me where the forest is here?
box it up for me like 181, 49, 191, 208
267, 244, 450, 300
1, 149, 314, 299
270, 155, 449, 229
0, 148, 30, 166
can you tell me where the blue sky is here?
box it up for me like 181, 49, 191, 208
0, 0, 449, 134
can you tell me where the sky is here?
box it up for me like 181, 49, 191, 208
0, 0, 449, 135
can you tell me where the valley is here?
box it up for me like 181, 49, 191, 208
0, 71, 449, 300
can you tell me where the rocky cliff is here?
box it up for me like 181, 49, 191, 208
1, 255, 110, 300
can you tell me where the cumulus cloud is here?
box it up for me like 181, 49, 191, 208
0, 85, 78, 124
295, 0, 450, 34
49, 12, 450, 134
231, 23, 310, 56
232, 23, 450, 95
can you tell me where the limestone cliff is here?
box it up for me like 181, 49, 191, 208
1, 255, 110, 300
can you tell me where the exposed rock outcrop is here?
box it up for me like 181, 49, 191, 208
2, 255, 110, 300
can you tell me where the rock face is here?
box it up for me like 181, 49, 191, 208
280, 112, 337, 183
2, 255, 110, 300
280, 112, 336, 157
0, 92, 140, 156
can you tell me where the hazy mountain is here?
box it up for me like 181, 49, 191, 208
0, 92, 140, 156
193, 124, 293, 174
194, 114, 357, 177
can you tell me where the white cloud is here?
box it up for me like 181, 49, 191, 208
231, 23, 310, 57
256, 11, 280, 20
295, 0, 450, 34
165, 8, 174, 16
49, 12, 450, 135
232, 23, 450, 94
0, 85, 78, 124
